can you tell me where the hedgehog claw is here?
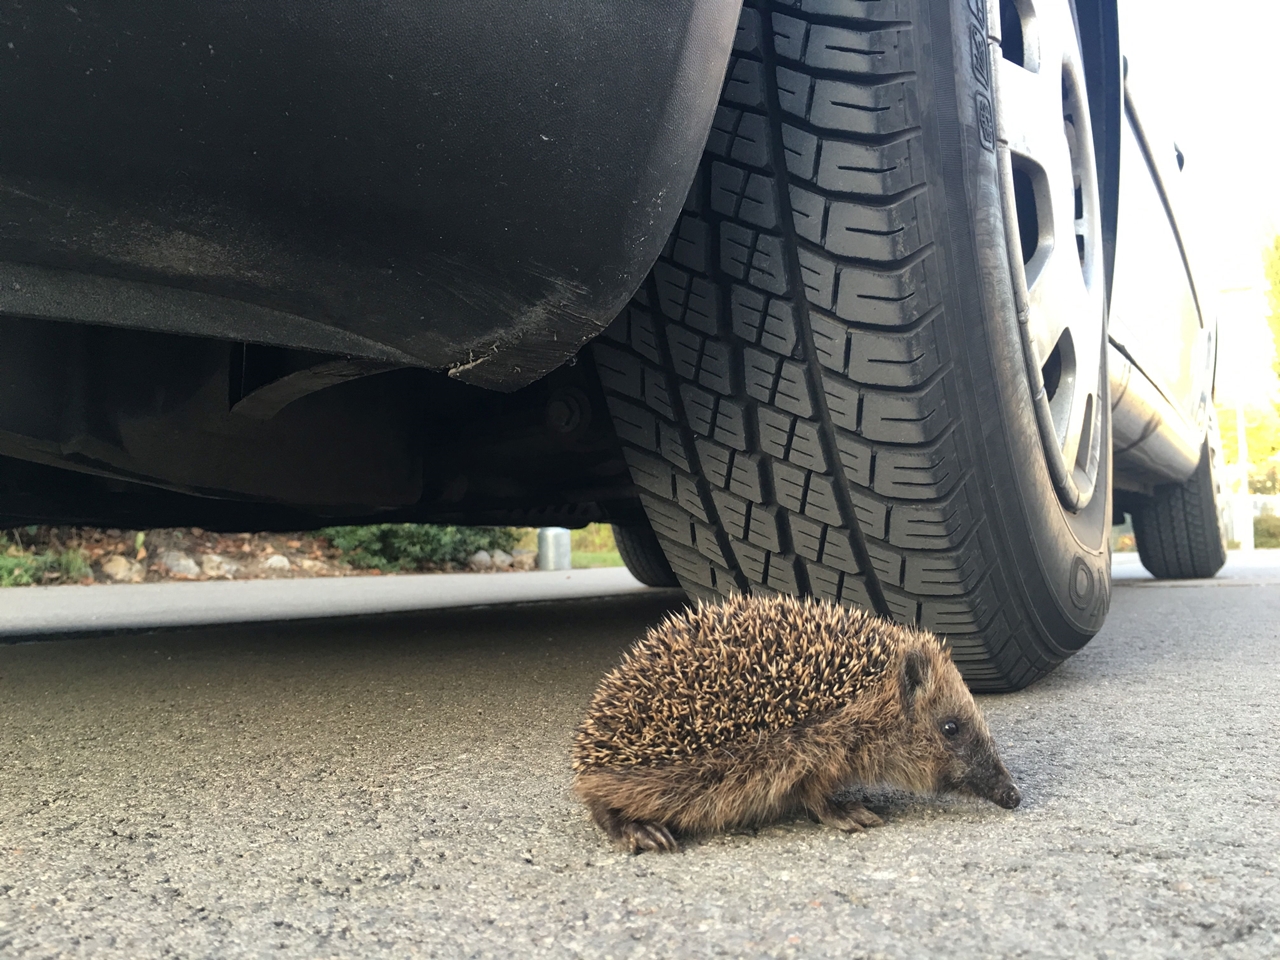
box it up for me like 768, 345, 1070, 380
621, 820, 680, 854
814, 799, 884, 833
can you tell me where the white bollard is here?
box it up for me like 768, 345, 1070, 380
537, 527, 572, 571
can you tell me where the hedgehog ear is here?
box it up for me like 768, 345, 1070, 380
900, 648, 931, 714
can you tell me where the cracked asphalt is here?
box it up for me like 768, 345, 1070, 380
0, 561, 1277, 958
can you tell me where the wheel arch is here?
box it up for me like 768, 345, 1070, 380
0, 0, 744, 392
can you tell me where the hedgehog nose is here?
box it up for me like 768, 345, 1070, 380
995, 784, 1021, 810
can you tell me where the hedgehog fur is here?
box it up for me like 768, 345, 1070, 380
572, 594, 1020, 852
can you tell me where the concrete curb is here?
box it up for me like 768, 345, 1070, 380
0, 567, 650, 637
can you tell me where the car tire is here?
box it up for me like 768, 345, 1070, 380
613, 523, 683, 588
1132, 420, 1228, 579
594, 0, 1112, 690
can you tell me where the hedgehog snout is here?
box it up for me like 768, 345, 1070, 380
972, 761, 1021, 810
945, 738, 1021, 810
993, 781, 1021, 809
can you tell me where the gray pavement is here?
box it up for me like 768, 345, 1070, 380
1112, 548, 1280, 584
0, 560, 1278, 958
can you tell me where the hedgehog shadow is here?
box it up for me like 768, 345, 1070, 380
831, 785, 1009, 822
687, 787, 1012, 852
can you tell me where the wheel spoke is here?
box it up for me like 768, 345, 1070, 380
1025, 234, 1088, 373
996, 60, 1067, 178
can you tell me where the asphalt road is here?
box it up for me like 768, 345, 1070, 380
1, 560, 1278, 959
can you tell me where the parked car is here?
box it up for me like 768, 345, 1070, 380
0, 0, 1224, 689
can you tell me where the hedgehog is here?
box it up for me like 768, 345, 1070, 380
572, 594, 1021, 852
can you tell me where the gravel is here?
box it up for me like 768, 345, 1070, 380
0, 577, 1276, 958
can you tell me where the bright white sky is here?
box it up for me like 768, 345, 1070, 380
1117, 0, 1280, 406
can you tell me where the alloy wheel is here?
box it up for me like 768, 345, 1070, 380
995, 0, 1106, 511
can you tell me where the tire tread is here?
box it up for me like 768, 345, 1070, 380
1132, 442, 1227, 580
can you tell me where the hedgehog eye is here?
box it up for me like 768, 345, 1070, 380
941, 720, 960, 737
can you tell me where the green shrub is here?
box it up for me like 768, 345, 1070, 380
320, 524, 519, 572
1255, 514, 1280, 548
569, 524, 624, 568
570, 523, 617, 554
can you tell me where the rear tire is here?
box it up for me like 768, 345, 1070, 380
594, 0, 1112, 690
1132, 422, 1228, 579
613, 523, 682, 588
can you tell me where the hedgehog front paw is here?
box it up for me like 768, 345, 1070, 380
618, 820, 680, 854
813, 799, 884, 833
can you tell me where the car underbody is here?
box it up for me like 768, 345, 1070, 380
0, 313, 648, 531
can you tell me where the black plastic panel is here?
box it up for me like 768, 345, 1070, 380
0, 0, 741, 389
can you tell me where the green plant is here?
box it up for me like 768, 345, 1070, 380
1255, 514, 1280, 548
0, 531, 90, 586
56, 547, 92, 581
0, 552, 40, 587
320, 524, 519, 572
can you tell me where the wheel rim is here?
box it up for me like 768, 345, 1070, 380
995, 0, 1106, 511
